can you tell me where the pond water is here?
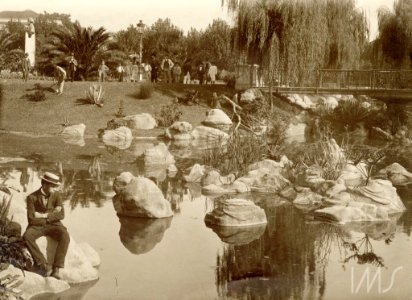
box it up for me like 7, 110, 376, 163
0, 133, 411, 300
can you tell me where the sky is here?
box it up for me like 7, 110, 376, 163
0, 0, 395, 39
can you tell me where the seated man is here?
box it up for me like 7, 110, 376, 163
23, 172, 70, 279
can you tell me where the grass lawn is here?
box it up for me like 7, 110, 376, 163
0, 79, 235, 137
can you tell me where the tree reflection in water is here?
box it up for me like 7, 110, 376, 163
57, 156, 114, 210
214, 200, 398, 300
215, 205, 330, 300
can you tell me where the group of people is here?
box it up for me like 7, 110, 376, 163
21, 51, 220, 95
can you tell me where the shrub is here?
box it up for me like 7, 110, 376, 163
137, 82, 153, 99
26, 90, 46, 102
203, 131, 267, 176
292, 138, 347, 181
156, 102, 182, 127
86, 84, 104, 107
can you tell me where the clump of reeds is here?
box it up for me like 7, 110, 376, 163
203, 131, 267, 176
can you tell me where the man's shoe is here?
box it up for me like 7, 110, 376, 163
36, 264, 52, 277
50, 267, 61, 280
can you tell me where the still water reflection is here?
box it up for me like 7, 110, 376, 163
0, 134, 411, 299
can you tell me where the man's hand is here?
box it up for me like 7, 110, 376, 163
34, 212, 48, 218
53, 206, 62, 213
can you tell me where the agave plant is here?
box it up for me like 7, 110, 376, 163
86, 84, 104, 107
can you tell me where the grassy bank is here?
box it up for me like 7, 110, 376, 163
0, 79, 234, 137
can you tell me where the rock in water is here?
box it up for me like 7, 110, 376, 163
205, 198, 267, 227
113, 173, 173, 218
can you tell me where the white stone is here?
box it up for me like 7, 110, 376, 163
3, 264, 70, 299
60, 124, 86, 137
183, 164, 205, 183
123, 113, 157, 129
338, 162, 367, 186
191, 125, 229, 140
203, 109, 233, 126
205, 198, 267, 226
377, 163, 412, 186
102, 126, 133, 149
143, 143, 175, 165
165, 121, 193, 140
78, 242, 101, 267
240, 88, 263, 104
112, 174, 173, 218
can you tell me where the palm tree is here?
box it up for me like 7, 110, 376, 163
44, 21, 112, 79
0, 31, 23, 71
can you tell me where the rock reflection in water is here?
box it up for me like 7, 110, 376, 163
215, 201, 402, 300
118, 216, 172, 255
206, 224, 266, 245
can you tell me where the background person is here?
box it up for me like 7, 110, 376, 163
98, 60, 110, 82
23, 172, 70, 279
161, 57, 174, 83
53, 65, 66, 95
67, 53, 78, 82
21, 53, 31, 82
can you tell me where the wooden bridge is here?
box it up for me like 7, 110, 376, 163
257, 69, 412, 102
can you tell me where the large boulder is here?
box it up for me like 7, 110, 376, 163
143, 143, 175, 165
37, 236, 99, 283
165, 121, 193, 140
118, 216, 172, 255
314, 203, 390, 223
102, 126, 133, 150
348, 179, 405, 213
338, 162, 367, 186
1, 264, 70, 299
247, 157, 291, 173
202, 109, 232, 130
204, 198, 267, 227
112, 172, 173, 218
287, 94, 315, 109
377, 163, 412, 186
235, 168, 290, 193
296, 165, 325, 189
293, 188, 323, 206
183, 164, 205, 183
201, 170, 235, 186
122, 113, 157, 129
60, 124, 86, 147
190, 126, 229, 142
60, 124, 86, 138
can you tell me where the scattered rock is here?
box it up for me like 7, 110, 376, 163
122, 113, 157, 129
102, 126, 133, 150
112, 173, 173, 218
165, 121, 193, 140
279, 186, 297, 201
183, 164, 205, 183
143, 143, 175, 165
314, 203, 389, 223
60, 124, 86, 137
293, 189, 323, 206
377, 163, 412, 186
204, 198, 267, 227
239, 88, 264, 104
202, 109, 232, 130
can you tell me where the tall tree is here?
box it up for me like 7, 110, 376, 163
222, 0, 369, 86
142, 18, 185, 63
373, 0, 412, 68
0, 30, 23, 71
44, 21, 112, 79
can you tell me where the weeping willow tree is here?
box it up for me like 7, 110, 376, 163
372, 0, 412, 68
223, 0, 369, 86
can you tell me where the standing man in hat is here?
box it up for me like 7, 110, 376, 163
23, 172, 70, 279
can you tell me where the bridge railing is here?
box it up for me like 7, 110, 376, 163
319, 69, 412, 89
259, 69, 412, 89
